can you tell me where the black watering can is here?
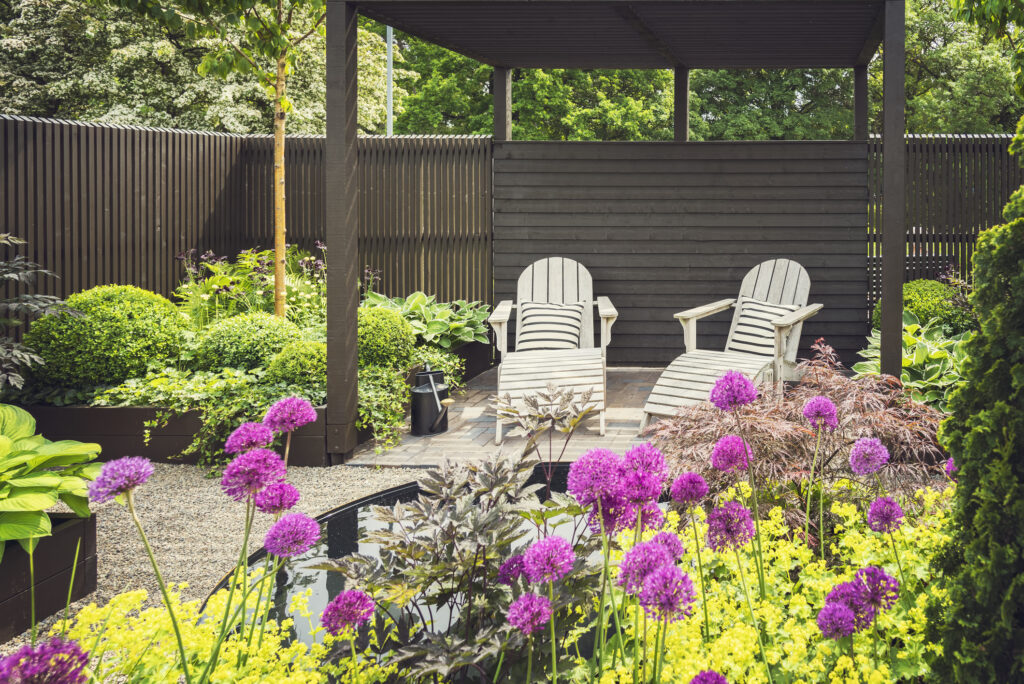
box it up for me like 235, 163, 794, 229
411, 365, 454, 435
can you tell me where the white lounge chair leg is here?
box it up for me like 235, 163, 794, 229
600, 410, 606, 436
495, 417, 502, 445
639, 412, 649, 434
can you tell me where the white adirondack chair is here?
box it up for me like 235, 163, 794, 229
488, 257, 618, 444
641, 258, 822, 430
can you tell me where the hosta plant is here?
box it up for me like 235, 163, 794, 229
361, 290, 490, 350
853, 311, 971, 412
0, 404, 101, 562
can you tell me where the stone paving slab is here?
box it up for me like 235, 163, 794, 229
347, 366, 661, 468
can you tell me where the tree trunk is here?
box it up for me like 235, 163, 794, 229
273, 57, 288, 317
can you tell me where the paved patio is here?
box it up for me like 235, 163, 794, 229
347, 366, 660, 467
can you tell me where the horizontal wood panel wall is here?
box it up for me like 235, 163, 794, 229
866, 134, 1022, 309
0, 116, 492, 306
493, 141, 870, 366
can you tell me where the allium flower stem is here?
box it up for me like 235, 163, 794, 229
888, 531, 908, 589
689, 510, 710, 641
283, 431, 293, 469
734, 412, 766, 599
548, 581, 558, 684
653, 616, 668, 684
598, 510, 627, 669
735, 548, 773, 684
28, 544, 36, 644
526, 637, 533, 684
804, 427, 821, 548
60, 539, 82, 638
349, 634, 358, 684
127, 491, 192, 684
820, 477, 826, 561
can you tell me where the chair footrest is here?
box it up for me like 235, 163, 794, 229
498, 349, 606, 410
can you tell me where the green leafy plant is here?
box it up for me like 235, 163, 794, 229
265, 340, 327, 399
0, 235, 73, 392
175, 245, 327, 330
872, 278, 976, 336
356, 366, 410, 450
362, 291, 490, 350
357, 307, 415, 370
0, 404, 101, 563
409, 346, 465, 391
929, 183, 1024, 680
194, 311, 299, 371
854, 311, 971, 412
23, 284, 185, 389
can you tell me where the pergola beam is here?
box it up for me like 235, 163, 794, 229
854, 64, 868, 140
880, 0, 905, 376
675, 66, 690, 142
614, 4, 683, 67
325, 0, 360, 457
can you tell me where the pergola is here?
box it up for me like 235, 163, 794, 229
324, 0, 906, 456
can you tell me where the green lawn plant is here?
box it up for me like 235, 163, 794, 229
854, 311, 971, 412
357, 307, 415, 369
194, 311, 300, 371
265, 340, 327, 398
871, 278, 976, 336
362, 290, 490, 350
356, 366, 409, 450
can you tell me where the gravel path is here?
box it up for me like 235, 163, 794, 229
1, 463, 421, 655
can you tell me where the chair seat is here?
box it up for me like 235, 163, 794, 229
498, 348, 606, 410
642, 349, 771, 420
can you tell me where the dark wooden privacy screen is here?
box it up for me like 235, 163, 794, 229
0, 116, 492, 304
493, 140, 870, 366
2, 115, 1020, 329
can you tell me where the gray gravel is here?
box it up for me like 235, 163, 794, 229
1, 463, 420, 655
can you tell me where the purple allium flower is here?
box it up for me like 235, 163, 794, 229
639, 564, 696, 621
706, 501, 755, 552
221, 448, 286, 502
619, 501, 666, 533
321, 590, 375, 636
710, 435, 752, 473
709, 371, 758, 412
0, 637, 88, 684
618, 540, 673, 594
817, 602, 857, 639
522, 536, 575, 584
567, 448, 622, 509
619, 443, 669, 503
867, 496, 904, 534
651, 531, 685, 561
855, 566, 899, 612
254, 482, 300, 515
498, 555, 526, 585
224, 422, 275, 455
506, 593, 552, 635
88, 456, 153, 504
690, 672, 728, 684
802, 396, 839, 431
670, 472, 709, 507
263, 512, 320, 558
945, 457, 958, 480
826, 581, 875, 631
849, 437, 890, 476
263, 396, 318, 434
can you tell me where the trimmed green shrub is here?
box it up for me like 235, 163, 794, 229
410, 346, 466, 391
930, 187, 1024, 680
872, 279, 975, 336
25, 285, 185, 388
357, 365, 409, 449
357, 307, 414, 369
194, 312, 299, 371
265, 340, 327, 398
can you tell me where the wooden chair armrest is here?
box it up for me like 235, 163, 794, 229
771, 303, 823, 328
488, 300, 514, 325
674, 298, 736, 322
595, 297, 618, 353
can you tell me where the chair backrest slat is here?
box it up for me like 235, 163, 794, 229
727, 258, 811, 363
515, 257, 595, 349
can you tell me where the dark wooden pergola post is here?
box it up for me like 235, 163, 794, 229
675, 66, 689, 142
880, 0, 905, 376
325, 0, 359, 457
493, 67, 512, 141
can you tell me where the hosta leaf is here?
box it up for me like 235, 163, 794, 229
0, 510, 51, 541
59, 493, 91, 518
6, 473, 61, 488
0, 404, 36, 440
0, 487, 58, 512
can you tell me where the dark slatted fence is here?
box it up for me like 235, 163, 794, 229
0, 116, 493, 305
867, 134, 1022, 308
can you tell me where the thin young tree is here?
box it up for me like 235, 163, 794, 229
107, 0, 328, 316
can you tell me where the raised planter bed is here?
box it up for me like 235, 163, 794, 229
0, 514, 97, 643
453, 339, 493, 382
